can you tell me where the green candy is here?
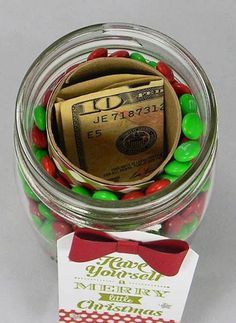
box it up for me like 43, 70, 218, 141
201, 178, 211, 192
182, 113, 203, 140
159, 173, 178, 183
179, 94, 197, 115
92, 190, 119, 201
71, 186, 91, 197
32, 144, 39, 155
175, 225, 190, 240
130, 52, 146, 63
33, 105, 46, 131
164, 160, 192, 177
175, 216, 199, 240
22, 180, 40, 202
174, 141, 201, 162
185, 216, 199, 234
32, 214, 43, 228
38, 203, 54, 221
148, 61, 157, 68
34, 149, 48, 162
40, 220, 55, 241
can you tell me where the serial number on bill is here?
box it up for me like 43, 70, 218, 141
90, 104, 164, 124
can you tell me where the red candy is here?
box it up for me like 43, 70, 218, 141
172, 80, 191, 96
162, 215, 183, 236
56, 176, 71, 188
181, 136, 189, 143
32, 125, 47, 149
194, 193, 207, 218
87, 48, 108, 61
42, 89, 53, 108
122, 191, 145, 200
41, 156, 57, 178
52, 222, 73, 240
28, 199, 43, 219
51, 211, 65, 222
60, 173, 73, 185
180, 206, 196, 224
145, 179, 170, 195
109, 50, 129, 58
156, 61, 174, 82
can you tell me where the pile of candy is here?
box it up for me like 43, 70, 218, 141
20, 48, 210, 243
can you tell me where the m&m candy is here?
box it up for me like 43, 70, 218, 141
145, 179, 170, 195
33, 105, 46, 131
87, 48, 108, 60
182, 113, 203, 140
174, 141, 201, 162
92, 190, 119, 201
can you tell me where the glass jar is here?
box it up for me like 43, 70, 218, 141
14, 23, 218, 259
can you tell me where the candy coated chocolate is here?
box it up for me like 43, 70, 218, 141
41, 156, 57, 178
130, 52, 146, 63
34, 148, 48, 162
162, 215, 184, 236
52, 222, 73, 240
23, 179, 40, 202
40, 220, 54, 241
194, 193, 207, 218
109, 50, 129, 58
148, 61, 157, 68
32, 125, 47, 149
87, 48, 108, 60
159, 173, 178, 183
92, 190, 119, 201
185, 216, 199, 233
56, 176, 71, 188
179, 94, 197, 115
172, 81, 191, 96
28, 199, 42, 218
164, 160, 192, 177
156, 61, 174, 82
71, 186, 91, 197
174, 141, 201, 162
38, 202, 54, 221
182, 113, 203, 140
42, 89, 52, 108
201, 178, 211, 192
122, 191, 145, 200
145, 179, 170, 195
32, 214, 43, 228
33, 105, 46, 131
175, 225, 190, 240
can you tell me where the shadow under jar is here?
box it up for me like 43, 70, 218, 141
14, 23, 218, 259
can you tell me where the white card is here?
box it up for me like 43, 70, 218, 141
58, 231, 198, 323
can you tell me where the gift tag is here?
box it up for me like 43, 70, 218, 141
58, 230, 198, 323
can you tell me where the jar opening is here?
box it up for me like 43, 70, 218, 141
14, 23, 217, 227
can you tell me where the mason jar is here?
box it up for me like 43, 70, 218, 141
14, 23, 218, 259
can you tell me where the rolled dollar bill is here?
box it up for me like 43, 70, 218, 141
46, 58, 181, 192
56, 79, 164, 183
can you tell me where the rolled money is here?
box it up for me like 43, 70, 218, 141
46, 58, 181, 192
58, 74, 159, 100
56, 79, 164, 182
55, 74, 160, 161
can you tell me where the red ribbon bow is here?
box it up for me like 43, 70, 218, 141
69, 228, 189, 277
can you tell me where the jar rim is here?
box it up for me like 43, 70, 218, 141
14, 22, 217, 224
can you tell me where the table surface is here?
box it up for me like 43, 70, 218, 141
0, 0, 235, 322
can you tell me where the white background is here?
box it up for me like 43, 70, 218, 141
0, 1, 235, 322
